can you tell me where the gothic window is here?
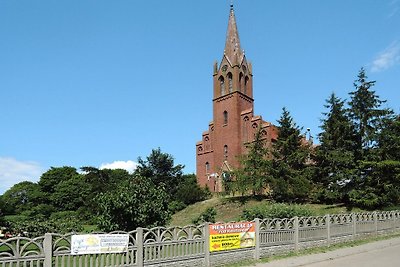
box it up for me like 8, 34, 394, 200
245, 76, 249, 95
219, 76, 225, 95
223, 111, 228, 125
243, 116, 249, 142
239, 72, 244, 92
205, 162, 210, 174
227, 72, 233, 93
224, 145, 228, 159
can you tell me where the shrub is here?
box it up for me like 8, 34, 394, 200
192, 207, 217, 225
242, 203, 315, 220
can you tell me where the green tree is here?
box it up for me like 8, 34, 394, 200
51, 173, 90, 211
1, 181, 45, 215
233, 125, 271, 196
97, 175, 171, 232
38, 166, 79, 194
375, 115, 400, 161
348, 68, 393, 160
346, 68, 396, 208
268, 108, 312, 203
174, 174, 210, 206
135, 148, 184, 200
348, 160, 400, 208
315, 93, 357, 203
81, 167, 132, 219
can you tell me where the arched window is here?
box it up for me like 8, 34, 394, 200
244, 76, 249, 95
227, 72, 233, 93
224, 145, 228, 159
205, 162, 210, 174
239, 72, 244, 92
223, 111, 228, 125
219, 76, 225, 95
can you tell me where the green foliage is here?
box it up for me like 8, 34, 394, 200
81, 167, 133, 218
6, 215, 83, 237
241, 203, 315, 220
169, 174, 211, 213
1, 181, 45, 215
348, 160, 400, 209
192, 207, 217, 225
233, 126, 271, 196
348, 68, 393, 159
135, 148, 184, 200
20, 204, 55, 218
375, 115, 400, 161
175, 174, 211, 206
97, 176, 171, 232
268, 108, 313, 203
38, 166, 79, 194
314, 93, 357, 203
51, 174, 90, 211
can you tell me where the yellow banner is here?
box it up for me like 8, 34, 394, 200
209, 222, 255, 252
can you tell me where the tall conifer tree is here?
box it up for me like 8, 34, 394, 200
268, 108, 312, 203
315, 93, 356, 202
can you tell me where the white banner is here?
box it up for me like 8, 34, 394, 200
71, 234, 129, 255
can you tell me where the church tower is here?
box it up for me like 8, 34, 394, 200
196, 5, 278, 192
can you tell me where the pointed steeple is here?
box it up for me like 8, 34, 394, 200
224, 4, 243, 66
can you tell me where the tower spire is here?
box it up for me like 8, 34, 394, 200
224, 4, 243, 66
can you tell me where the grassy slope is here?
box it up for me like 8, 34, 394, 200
170, 196, 364, 227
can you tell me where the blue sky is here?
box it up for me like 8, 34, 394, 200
1, 0, 399, 194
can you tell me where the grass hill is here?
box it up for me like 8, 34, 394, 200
170, 196, 362, 227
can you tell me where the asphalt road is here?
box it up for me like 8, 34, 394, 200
253, 236, 400, 267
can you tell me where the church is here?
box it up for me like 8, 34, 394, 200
196, 5, 278, 192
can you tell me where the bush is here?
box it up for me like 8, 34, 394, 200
242, 203, 315, 220
192, 207, 217, 225
175, 174, 211, 205
168, 200, 187, 213
6, 216, 83, 237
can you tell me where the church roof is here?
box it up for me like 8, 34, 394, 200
223, 5, 244, 66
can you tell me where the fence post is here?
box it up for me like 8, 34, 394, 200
294, 216, 299, 252
254, 218, 260, 260
137, 228, 144, 267
43, 233, 52, 267
352, 213, 357, 239
374, 211, 378, 235
204, 223, 210, 267
393, 211, 397, 232
326, 214, 331, 246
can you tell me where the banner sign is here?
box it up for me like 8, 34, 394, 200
71, 234, 129, 255
209, 222, 255, 252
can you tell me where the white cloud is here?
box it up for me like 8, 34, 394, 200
0, 157, 44, 194
100, 160, 138, 173
370, 42, 400, 73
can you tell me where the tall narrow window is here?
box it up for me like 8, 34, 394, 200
219, 76, 225, 95
239, 72, 244, 92
227, 72, 233, 93
223, 111, 228, 125
245, 76, 249, 95
205, 162, 210, 174
224, 145, 228, 159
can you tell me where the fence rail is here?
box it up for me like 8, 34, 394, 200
1, 211, 399, 267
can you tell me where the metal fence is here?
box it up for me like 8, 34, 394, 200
1, 211, 399, 267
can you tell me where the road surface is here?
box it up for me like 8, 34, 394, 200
253, 236, 400, 267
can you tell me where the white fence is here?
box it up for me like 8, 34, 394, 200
1, 211, 399, 267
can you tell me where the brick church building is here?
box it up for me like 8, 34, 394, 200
196, 5, 278, 192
